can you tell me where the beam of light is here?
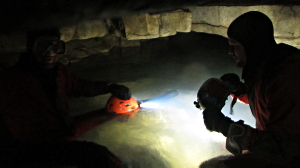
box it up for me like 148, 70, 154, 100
76, 92, 253, 167
139, 90, 179, 109
140, 102, 160, 108
67, 31, 257, 168
132, 93, 233, 167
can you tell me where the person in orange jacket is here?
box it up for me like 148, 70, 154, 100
199, 11, 300, 168
0, 28, 130, 167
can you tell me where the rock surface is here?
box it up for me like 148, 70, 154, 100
122, 6, 300, 47
123, 10, 192, 40
190, 6, 300, 48
1, 5, 300, 67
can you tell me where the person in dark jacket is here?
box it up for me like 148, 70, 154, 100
0, 28, 131, 168
199, 11, 300, 168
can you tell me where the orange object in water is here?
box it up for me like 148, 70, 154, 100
105, 96, 140, 114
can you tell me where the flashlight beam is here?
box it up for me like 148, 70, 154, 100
140, 90, 179, 104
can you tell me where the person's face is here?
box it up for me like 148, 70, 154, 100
33, 36, 60, 69
228, 37, 247, 68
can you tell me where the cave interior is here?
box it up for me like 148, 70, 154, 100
0, 0, 299, 167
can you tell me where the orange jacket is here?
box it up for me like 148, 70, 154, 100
0, 61, 110, 144
241, 49, 300, 137
235, 45, 300, 165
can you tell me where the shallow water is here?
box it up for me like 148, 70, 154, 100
68, 33, 255, 168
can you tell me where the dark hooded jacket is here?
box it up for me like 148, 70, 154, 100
227, 11, 300, 166
0, 52, 111, 145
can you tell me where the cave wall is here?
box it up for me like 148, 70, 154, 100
0, 5, 300, 69
191, 6, 300, 46
122, 6, 300, 47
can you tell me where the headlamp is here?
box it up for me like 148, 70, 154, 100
195, 78, 233, 110
33, 39, 66, 55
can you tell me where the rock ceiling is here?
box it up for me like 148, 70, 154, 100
0, 0, 299, 34
0, 0, 300, 68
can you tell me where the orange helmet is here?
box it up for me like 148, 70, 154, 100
105, 96, 140, 114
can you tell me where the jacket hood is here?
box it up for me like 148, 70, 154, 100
227, 11, 277, 79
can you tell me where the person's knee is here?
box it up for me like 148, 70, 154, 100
76, 141, 121, 168
81, 142, 115, 158
199, 155, 231, 168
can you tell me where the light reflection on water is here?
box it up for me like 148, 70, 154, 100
70, 33, 256, 167
76, 91, 241, 168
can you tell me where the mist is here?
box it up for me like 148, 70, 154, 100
68, 32, 255, 168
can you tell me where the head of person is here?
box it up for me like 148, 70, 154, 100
227, 11, 277, 73
26, 28, 66, 69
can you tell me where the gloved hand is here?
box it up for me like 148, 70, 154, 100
108, 84, 131, 100
202, 104, 233, 137
220, 73, 245, 96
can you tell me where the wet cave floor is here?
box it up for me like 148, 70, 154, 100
67, 32, 256, 168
